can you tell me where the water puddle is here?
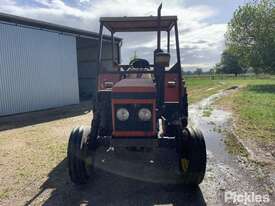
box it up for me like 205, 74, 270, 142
189, 90, 237, 164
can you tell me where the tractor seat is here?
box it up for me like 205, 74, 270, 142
127, 58, 152, 79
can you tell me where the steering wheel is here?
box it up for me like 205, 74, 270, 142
129, 58, 150, 70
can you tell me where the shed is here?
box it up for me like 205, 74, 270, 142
0, 13, 121, 116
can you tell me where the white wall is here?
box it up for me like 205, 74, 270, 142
0, 23, 79, 116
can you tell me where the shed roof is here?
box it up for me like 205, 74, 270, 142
0, 12, 122, 42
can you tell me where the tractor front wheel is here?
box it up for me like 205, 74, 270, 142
68, 126, 93, 185
177, 127, 207, 186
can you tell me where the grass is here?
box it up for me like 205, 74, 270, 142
202, 107, 213, 117
232, 84, 275, 144
185, 76, 275, 103
236, 85, 275, 129
185, 79, 230, 103
186, 76, 275, 154
0, 188, 10, 200
224, 133, 249, 157
212, 78, 275, 153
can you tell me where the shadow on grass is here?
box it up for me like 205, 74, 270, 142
24, 158, 206, 206
247, 84, 275, 94
0, 101, 92, 132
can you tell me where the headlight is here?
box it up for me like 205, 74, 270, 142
116, 108, 129, 121
138, 108, 152, 121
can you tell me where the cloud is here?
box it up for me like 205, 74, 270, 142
79, 0, 90, 3
0, 0, 227, 69
182, 63, 211, 70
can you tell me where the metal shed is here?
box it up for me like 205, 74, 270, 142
0, 13, 121, 116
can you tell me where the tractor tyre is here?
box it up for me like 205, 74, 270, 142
89, 114, 99, 150
68, 126, 92, 185
177, 127, 206, 186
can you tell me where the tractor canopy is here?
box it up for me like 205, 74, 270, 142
100, 16, 177, 32
96, 4, 181, 72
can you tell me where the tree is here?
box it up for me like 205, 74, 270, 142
225, 0, 275, 74
216, 50, 244, 76
182, 70, 193, 75
194, 68, 203, 75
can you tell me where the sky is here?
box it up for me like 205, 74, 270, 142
0, 0, 248, 71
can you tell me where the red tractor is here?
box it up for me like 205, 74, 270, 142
68, 5, 206, 186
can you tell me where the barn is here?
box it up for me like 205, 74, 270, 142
0, 13, 121, 116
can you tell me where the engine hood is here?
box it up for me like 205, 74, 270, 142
112, 78, 156, 93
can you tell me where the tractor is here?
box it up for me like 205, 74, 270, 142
67, 4, 206, 186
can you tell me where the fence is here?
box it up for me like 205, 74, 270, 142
183, 74, 273, 80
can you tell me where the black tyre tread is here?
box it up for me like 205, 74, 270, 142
179, 126, 206, 186
68, 127, 78, 182
68, 126, 90, 184
89, 110, 99, 150
75, 127, 87, 182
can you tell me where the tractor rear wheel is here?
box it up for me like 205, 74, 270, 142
177, 127, 206, 186
68, 126, 92, 185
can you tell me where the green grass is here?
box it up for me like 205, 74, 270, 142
185, 76, 275, 104
202, 107, 213, 117
0, 188, 10, 199
233, 83, 275, 143
186, 76, 275, 149
185, 79, 231, 103
224, 133, 249, 157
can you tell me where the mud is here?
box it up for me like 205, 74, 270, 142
189, 89, 274, 205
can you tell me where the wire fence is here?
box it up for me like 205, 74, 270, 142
183, 74, 274, 80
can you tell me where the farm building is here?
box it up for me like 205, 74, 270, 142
0, 13, 121, 116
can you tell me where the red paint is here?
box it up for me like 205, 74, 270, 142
112, 78, 156, 93
112, 99, 155, 104
164, 73, 180, 102
112, 87, 155, 93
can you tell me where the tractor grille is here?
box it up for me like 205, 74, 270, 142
114, 104, 153, 131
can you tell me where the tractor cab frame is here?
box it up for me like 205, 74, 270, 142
67, 4, 207, 186
95, 5, 187, 139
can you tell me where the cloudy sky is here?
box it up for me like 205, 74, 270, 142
0, 0, 247, 71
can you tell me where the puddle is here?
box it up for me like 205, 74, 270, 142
189, 90, 237, 164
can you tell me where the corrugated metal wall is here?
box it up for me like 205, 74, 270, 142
0, 23, 79, 116
77, 38, 119, 99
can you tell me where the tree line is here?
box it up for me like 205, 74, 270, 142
215, 0, 275, 75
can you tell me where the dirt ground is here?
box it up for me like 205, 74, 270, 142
0, 95, 274, 206
0, 101, 92, 205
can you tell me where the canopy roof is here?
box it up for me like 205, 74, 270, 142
100, 16, 177, 32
